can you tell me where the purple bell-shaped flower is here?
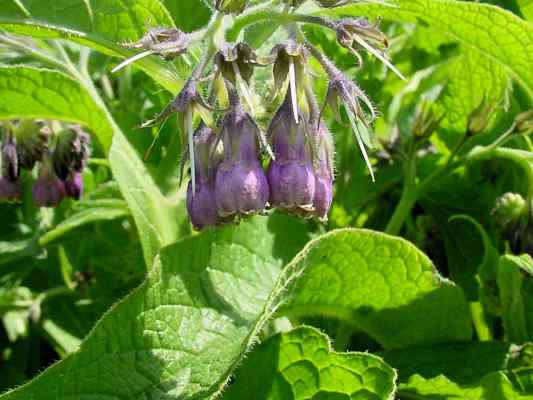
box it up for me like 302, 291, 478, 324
214, 92, 269, 219
32, 153, 66, 208
311, 123, 334, 221
267, 90, 315, 216
65, 171, 84, 200
186, 124, 222, 230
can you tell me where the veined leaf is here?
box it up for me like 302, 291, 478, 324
162, 0, 211, 32
281, 229, 472, 349
322, 0, 533, 99
0, 66, 113, 151
0, 216, 310, 400
0, 0, 181, 92
223, 326, 397, 400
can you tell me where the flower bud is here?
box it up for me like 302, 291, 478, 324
0, 177, 21, 203
32, 154, 66, 208
467, 100, 495, 135
214, 43, 258, 85
215, 100, 269, 218
516, 109, 533, 134
65, 172, 84, 200
215, 0, 247, 14
493, 192, 527, 234
2, 134, 19, 181
267, 91, 315, 215
270, 40, 307, 94
311, 123, 334, 221
412, 101, 442, 140
186, 124, 222, 230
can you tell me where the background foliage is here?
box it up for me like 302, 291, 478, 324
0, 0, 532, 399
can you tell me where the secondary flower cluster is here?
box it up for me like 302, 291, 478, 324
115, 1, 402, 230
0, 121, 90, 207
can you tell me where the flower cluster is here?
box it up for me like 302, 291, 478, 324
0, 121, 91, 207
115, 1, 402, 230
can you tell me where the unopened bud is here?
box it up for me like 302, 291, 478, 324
53, 125, 91, 180
1, 134, 19, 181
215, 0, 247, 14
14, 119, 49, 170
412, 101, 441, 139
0, 177, 21, 203
467, 101, 495, 135
493, 192, 527, 233
516, 110, 533, 133
122, 27, 189, 61
65, 172, 84, 200
311, 124, 334, 221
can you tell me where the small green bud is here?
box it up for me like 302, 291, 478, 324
516, 109, 533, 134
412, 101, 441, 140
492, 192, 527, 233
215, 0, 247, 14
467, 100, 495, 135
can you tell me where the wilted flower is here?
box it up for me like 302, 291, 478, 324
215, 94, 269, 218
186, 124, 222, 230
319, 59, 376, 180
335, 18, 404, 79
267, 90, 315, 215
64, 171, 84, 200
32, 153, 66, 208
114, 27, 189, 72
215, 0, 247, 14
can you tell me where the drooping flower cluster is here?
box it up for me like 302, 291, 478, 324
0, 121, 91, 207
115, 0, 403, 230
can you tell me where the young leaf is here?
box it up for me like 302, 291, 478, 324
281, 229, 473, 349
223, 326, 397, 400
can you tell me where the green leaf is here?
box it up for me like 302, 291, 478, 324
0, 0, 181, 92
498, 254, 533, 344
399, 372, 533, 400
282, 229, 472, 349
0, 216, 309, 400
0, 65, 113, 151
322, 0, 533, 99
517, 0, 533, 20
223, 326, 397, 400
163, 0, 211, 32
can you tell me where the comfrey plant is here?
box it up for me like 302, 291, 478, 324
0, 121, 91, 207
114, 0, 404, 230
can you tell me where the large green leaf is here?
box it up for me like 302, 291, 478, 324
0, 216, 309, 400
223, 326, 397, 400
498, 254, 533, 344
163, 0, 211, 32
281, 229, 472, 349
323, 0, 533, 100
0, 66, 113, 150
0, 0, 180, 92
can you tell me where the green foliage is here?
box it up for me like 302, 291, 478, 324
0, 0, 533, 398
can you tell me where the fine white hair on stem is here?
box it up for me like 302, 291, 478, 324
232, 61, 255, 115
347, 108, 375, 182
111, 50, 153, 73
186, 108, 196, 195
288, 58, 299, 124
351, 34, 405, 81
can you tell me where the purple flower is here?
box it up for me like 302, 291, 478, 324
0, 177, 21, 203
215, 98, 269, 218
311, 124, 334, 221
65, 172, 84, 200
32, 154, 66, 208
186, 124, 222, 230
267, 90, 315, 215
